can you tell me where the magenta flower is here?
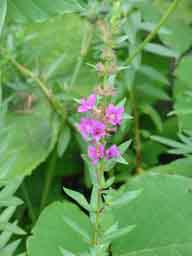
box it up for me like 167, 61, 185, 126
91, 120, 106, 142
106, 145, 120, 159
78, 118, 106, 142
105, 104, 124, 125
78, 117, 93, 140
78, 94, 97, 113
88, 144, 105, 165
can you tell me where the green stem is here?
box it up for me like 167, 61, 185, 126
0, 49, 66, 121
21, 181, 36, 224
92, 163, 105, 254
40, 149, 57, 211
122, 0, 181, 69
130, 90, 142, 173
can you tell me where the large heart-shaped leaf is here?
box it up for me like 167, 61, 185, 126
27, 202, 92, 256
0, 93, 59, 180
112, 173, 192, 256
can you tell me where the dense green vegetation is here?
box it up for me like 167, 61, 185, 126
0, 0, 192, 255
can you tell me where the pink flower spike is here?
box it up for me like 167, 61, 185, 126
78, 94, 97, 113
78, 117, 93, 140
91, 120, 106, 142
88, 144, 105, 165
106, 145, 120, 160
105, 104, 124, 125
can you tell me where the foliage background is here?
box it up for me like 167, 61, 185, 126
0, 0, 192, 255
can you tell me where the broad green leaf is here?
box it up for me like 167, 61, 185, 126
7, 0, 83, 23
27, 202, 92, 256
0, 94, 59, 180
63, 216, 90, 243
149, 157, 192, 178
112, 173, 192, 256
0, 0, 7, 37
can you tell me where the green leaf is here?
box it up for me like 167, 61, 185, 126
175, 56, 192, 86
104, 140, 131, 172
112, 173, 192, 255
115, 156, 128, 165
160, 21, 192, 54
63, 216, 90, 243
140, 104, 163, 132
144, 43, 179, 58
173, 78, 192, 131
59, 248, 76, 256
149, 157, 192, 178
151, 135, 184, 148
110, 190, 141, 208
57, 126, 71, 158
7, 0, 83, 23
0, 94, 59, 180
119, 140, 132, 154
139, 21, 170, 35
104, 225, 135, 243
139, 65, 168, 84
0, 178, 24, 255
0, 0, 7, 37
23, 15, 96, 96
27, 202, 92, 256
0, 240, 21, 256
63, 187, 90, 211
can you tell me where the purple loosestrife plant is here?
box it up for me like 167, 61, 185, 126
63, 13, 138, 256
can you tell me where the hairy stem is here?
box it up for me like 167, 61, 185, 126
0, 49, 66, 121
121, 0, 181, 69
21, 181, 36, 224
92, 162, 105, 254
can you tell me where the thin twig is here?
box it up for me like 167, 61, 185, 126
121, 0, 181, 70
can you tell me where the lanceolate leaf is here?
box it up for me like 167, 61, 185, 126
57, 126, 71, 158
63, 187, 90, 211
